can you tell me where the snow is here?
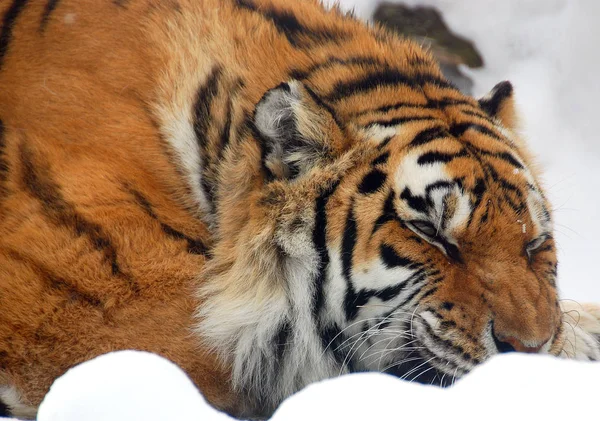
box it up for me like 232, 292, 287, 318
34, 351, 600, 421
9, 2, 600, 420
326, 0, 600, 302
36, 351, 232, 421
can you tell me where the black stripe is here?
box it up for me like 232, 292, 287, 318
372, 278, 413, 302
341, 205, 356, 282
479, 81, 513, 117
113, 0, 130, 8
235, 0, 350, 48
450, 123, 504, 143
400, 187, 429, 213
129, 188, 209, 256
417, 150, 466, 166
37, 259, 103, 308
414, 73, 455, 90
464, 142, 524, 171
0, 120, 7, 194
0, 399, 8, 417
410, 126, 447, 148
303, 84, 345, 130
428, 98, 475, 109
273, 319, 292, 363
290, 56, 380, 80
217, 78, 244, 160
387, 269, 428, 309
498, 178, 525, 213
498, 179, 523, 198
39, 0, 60, 31
0, 0, 30, 70
372, 192, 401, 236
371, 151, 389, 166
355, 97, 475, 118
311, 180, 341, 319
319, 324, 345, 365
218, 98, 234, 154
419, 287, 439, 302
424, 181, 454, 196
380, 244, 419, 269
479, 205, 489, 225
459, 109, 491, 120
366, 115, 436, 128
342, 205, 361, 320
325, 69, 420, 102
194, 66, 222, 151
358, 169, 386, 195
20, 144, 139, 292
193, 65, 222, 204
378, 136, 394, 149
342, 230, 425, 319
466, 177, 486, 228
422, 321, 481, 364
358, 101, 428, 116
481, 150, 524, 169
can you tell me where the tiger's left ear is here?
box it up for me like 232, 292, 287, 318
479, 81, 518, 131
254, 80, 344, 179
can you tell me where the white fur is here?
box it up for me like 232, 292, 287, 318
0, 385, 37, 420
154, 85, 213, 223
357, 124, 399, 145
254, 82, 302, 144
394, 151, 472, 239
559, 302, 600, 360
395, 152, 450, 200
197, 233, 341, 413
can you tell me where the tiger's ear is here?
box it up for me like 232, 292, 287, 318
479, 81, 518, 130
254, 80, 342, 179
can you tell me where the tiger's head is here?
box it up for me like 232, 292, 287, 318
199, 73, 563, 414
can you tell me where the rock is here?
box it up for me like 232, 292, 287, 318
373, 2, 483, 94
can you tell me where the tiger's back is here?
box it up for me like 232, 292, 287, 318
0, 0, 237, 415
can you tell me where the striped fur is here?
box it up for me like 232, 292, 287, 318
0, 0, 598, 419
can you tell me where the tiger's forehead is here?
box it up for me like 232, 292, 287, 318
365, 119, 552, 238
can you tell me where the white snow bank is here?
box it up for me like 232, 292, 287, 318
326, 0, 600, 302
36, 351, 600, 421
37, 351, 232, 421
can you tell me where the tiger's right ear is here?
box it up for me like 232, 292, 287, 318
254, 80, 344, 179
479, 81, 518, 131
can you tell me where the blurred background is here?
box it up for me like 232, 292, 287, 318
325, 0, 600, 302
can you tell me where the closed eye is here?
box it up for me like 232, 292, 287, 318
526, 234, 549, 259
407, 220, 438, 239
406, 220, 462, 262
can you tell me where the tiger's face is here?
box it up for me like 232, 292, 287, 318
322, 126, 561, 384
252, 78, 562, 387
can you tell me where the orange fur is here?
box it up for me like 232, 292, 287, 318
0, 0, 590, 419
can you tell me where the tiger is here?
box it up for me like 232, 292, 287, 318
0, 0, 599, 418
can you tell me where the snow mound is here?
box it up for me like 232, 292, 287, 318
36, 351, 600, 421
37, 351, 232, 421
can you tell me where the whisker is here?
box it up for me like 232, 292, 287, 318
438, 362, 450, 386
410, 304, 421, 339
381, 356, 425, 373
400, 357, 436, 381
450, 367, 459, 386
409, 364, 438, 383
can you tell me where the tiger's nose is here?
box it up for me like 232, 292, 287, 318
492, 330, 548, 354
